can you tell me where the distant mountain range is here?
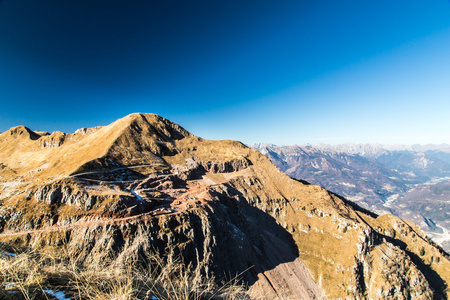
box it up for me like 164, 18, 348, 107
2, 114, 449, 299
251, 143, 450, 251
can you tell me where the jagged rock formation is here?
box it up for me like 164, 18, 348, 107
251, 143, 450, 252
0, 113, 449, 299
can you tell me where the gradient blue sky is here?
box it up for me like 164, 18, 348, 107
1, 0, 449, 145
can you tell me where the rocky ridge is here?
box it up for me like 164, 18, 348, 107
251, 143, 450, 252
0, 113, 449, 299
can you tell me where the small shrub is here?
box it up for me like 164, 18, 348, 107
419, 247, 425, 256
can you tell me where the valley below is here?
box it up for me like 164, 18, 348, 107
251, 143, 450, 253
0, 114, 449, 299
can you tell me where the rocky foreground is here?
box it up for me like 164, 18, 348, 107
0, 113, 449, 299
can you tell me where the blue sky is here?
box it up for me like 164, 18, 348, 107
1, 0, 449, 145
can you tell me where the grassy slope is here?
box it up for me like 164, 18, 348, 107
0, 113, 449, 299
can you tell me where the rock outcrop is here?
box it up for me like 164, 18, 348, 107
251, 143, 450, 253
0, 113, 448, 299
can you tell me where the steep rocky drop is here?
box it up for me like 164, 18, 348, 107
0, 113, 448, 299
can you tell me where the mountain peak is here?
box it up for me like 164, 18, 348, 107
112, 113, 192, 141
1, 115, 449, 299
0, 113, 195, 179
2, 125, 41, 140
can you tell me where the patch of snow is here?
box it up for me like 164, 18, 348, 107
382, 184, 396, 192
5, 283, 16, 289
130, 187, 143, 202
402, 171, 417, 177
43, 290, 71, 300
423, 176, 450, 186
311, 161, 320, 169
428, 224, 450, 248
1, 252, 17, 258
383, 194, 399, 207
347, 193, 366, 202
341, 182, 356, 188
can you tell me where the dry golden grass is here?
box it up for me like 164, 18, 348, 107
0, 243, 248, 300
365, 214, 450, 289
2, 113, 449, 299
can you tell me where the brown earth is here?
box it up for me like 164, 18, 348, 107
0, 113, 449, 299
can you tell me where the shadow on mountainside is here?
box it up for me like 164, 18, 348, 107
331, 190, 448, 299
405, 249, 447, 300
1, 153, 313, 297
23, 175, 301, 291
329, 191, 379, 219
193, 183, 300, 286
368, 232, 448, 300
70, 160, 151, 182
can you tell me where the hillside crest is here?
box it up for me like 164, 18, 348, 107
0, 113, 449, 299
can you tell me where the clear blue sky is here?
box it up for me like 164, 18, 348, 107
1, 0, 449, 145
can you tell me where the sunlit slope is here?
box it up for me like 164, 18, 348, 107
0, 113, 191, 179
0, 113, 448, 299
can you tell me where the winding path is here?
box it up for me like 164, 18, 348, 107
0, 208, 177, 239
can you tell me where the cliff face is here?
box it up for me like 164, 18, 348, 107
0, 113, 448, 299
251, 143, 450, 253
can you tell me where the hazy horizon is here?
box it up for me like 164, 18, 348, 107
250, 141, 450, 148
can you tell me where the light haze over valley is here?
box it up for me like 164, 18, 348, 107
252, 142, 450, 251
